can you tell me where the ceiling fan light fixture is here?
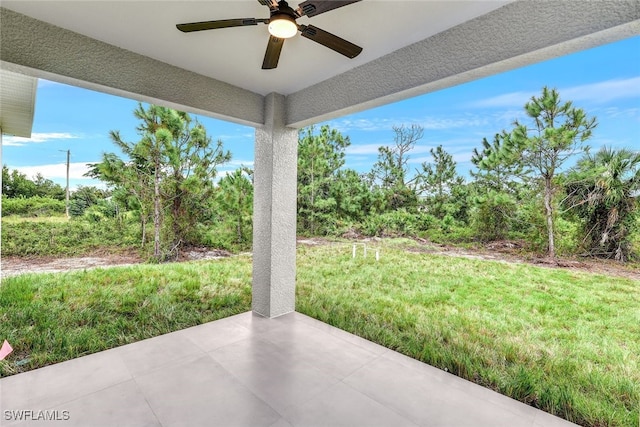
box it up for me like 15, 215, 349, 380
268, 14, 297, 38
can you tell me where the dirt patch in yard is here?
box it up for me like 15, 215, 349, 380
403, 238, 640, 281
1, 246, 233, 279
2, 238, 638, 281
1, 249, 144, 278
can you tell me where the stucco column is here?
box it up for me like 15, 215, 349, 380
252, 93, 298, 318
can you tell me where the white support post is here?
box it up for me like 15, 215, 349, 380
251, 93, 298, 318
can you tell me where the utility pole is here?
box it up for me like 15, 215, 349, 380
60, 149, 70, 219
65, 149, 70, 219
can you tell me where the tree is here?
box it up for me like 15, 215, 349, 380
565, 147, 639, 261
330, 169, 373, 223
297, 125, 350, 234
32, 173, 66, 200
2, 166, 65, 200
87, 151, 154, 247
368, 124, 424, 210
216, 167, 253, 245
415, 145, 464, 219
88, 103, 230, 260
3, 166, 36, 198
477, 87, 597, 258
471, 131, 524, 194
69, 185, 110, 217
470, 133, 526, 241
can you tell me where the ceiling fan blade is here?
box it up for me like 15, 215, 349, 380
176, 18, 266, 33
299, 25, 362, 58
296, 0, 361, 18
262, 35, 285, 69
257, 0, 279, 10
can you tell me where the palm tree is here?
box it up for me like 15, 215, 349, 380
566, 147, 640, 261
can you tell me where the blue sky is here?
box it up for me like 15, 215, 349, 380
2, 35, 639, 191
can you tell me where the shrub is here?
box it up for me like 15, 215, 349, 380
471, 192, 517, 242
1, 196, 65, 217
554, 216, 582, 257
357, 210, 439, 237
0, 217, 139, 257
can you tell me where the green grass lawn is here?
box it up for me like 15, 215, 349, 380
296, 240, 640, 427
1, 240, 638, 426
1, 214, 70, 224
0, 257, 253, 376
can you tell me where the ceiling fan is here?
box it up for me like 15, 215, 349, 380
176, 0, 363, 70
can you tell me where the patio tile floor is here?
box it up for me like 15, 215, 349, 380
0, 311, 577, 427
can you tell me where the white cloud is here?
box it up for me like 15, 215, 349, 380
468, 91, 534, 109
346, 143, 387, 155
216, 133, 254, 141
330, 118, 395, 132
592, 106, 640, 120
468, 77, 640, 109
11, 162, 94, 180
418, 116, 489, 130
37, 79, 65, 89
410, 152, 472, 165
219, 159, 254, 170
563, 77, 640, 104
2, 132, 79, 147
331, 115, 489, 133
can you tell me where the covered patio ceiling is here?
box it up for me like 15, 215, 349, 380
2, 1, 638, 129
0, 69, 37, 138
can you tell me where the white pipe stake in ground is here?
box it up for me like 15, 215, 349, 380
352, 244, 356, 258
376, 250, 380, 261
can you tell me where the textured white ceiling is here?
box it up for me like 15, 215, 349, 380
0, 69, 37, 137
1, 1, 511, 95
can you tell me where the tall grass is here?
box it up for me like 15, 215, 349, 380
296, 240, 639, 427
1, 217, 139, 256
0, 257, 252, 376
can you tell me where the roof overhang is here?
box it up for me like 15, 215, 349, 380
0, 69, 37, 137
1, 1, 638, 129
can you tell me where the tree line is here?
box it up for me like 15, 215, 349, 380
3, 87, 639, 262
296, 88, 638, 261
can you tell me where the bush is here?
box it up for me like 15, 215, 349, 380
69, 199, 89, 217
0, 217, 139, 257
554, 216, 582, 257
196, 221, 252, 253
2, 196, 65, 217
511, 197, 548, 253
470, 192, 516, 242
357, 210, 438, 237
83, 201, 118, 222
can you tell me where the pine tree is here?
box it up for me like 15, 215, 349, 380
475, 87, 596, 258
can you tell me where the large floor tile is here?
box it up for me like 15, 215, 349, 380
118, 330, 205, 377
178, 315, 253, 352
0, 350, 131, 412
257, 319, 380, 379
269, 418, 294, 427
282, 381, 418, 427
3, 380, 160, 427
210, 337, 340, 414
344, 353, 537, 427
533, 409, 580, 427
292, 313, 389, 356
135, 354, 280, 427
230, 311, 297, 334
